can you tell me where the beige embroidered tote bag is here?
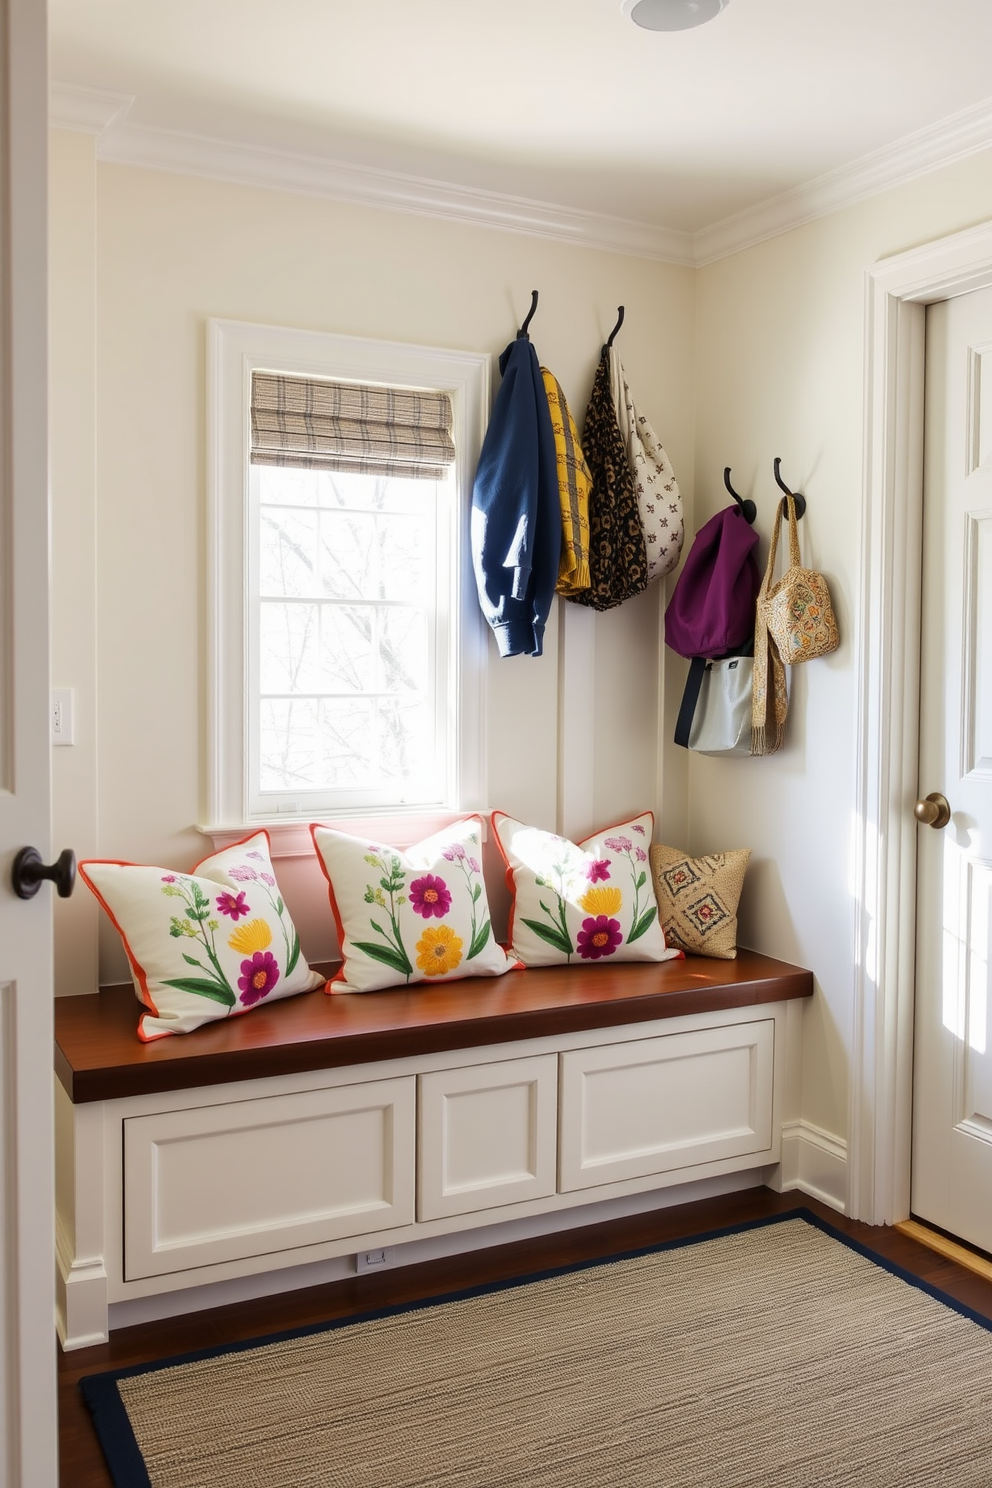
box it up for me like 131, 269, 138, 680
757, 495, 839, 664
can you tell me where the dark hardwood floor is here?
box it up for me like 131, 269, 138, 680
57, 1185, 992, 1487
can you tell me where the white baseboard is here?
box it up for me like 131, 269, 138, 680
107, 1169, 765, 1332
768, 1120, 848, 1214
56, 1218, 110, 1350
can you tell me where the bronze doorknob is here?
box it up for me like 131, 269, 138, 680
11, 846, 76, 899
914, 793, 951, 830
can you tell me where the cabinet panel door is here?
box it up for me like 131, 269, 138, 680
559, 1021, 774, 1192
418, 1055, 558, 1221
124, 1076, 415, 1279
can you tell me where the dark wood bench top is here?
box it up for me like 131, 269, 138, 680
54, 949, 813, 1104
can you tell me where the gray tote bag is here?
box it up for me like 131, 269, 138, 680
686, 655, 754, 755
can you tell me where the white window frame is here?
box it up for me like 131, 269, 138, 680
206, 319, 489, 837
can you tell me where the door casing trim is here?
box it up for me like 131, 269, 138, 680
852, 218, 992, 1224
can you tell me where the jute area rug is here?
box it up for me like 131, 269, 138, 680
82, 1212, 992, 1488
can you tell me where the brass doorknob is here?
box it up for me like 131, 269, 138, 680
914, 793, 951, 829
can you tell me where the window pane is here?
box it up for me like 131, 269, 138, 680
259, 603, 320, 694
258, 465, 321, 508
318, 511, 376, 601
378, 698, 432, 785
258, 509, 318, 598
378, 515, 431, 602
374, 474, 435, 516
378, 607, 429, 695
319, 698, 376, 787
317, 470, 383, 512
315, 470, 435, 515
259, 698, 319, 792
319, 606, 375, 693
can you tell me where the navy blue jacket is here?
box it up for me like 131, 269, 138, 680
471, 335, 561, 658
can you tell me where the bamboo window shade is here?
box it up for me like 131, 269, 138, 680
250, 371, 455, 480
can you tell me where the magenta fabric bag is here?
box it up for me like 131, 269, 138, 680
664, 506, 761, 659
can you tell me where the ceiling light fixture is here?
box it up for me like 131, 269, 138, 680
622, 0, 728, 31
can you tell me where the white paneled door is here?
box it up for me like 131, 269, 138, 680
913, 286, 992, 1252
0, 0, 60, 1483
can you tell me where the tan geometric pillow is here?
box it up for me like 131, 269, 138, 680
648, 845, 751, 960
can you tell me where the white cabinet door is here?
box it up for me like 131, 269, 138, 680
559, 1021, 774, 1192
418, 1055, 558, 1221
124, 1076, 416, 1279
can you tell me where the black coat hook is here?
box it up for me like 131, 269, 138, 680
517, 290, 539, 339
773, 456, 807, 519
723, 467, 757, 525
605, 305, 625, 349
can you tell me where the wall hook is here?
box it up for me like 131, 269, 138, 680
723, 467, 757, 525
773, 456, 807, 519
517, 289, 539, 338
605, 305, 625, 349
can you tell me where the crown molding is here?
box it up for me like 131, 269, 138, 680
49, 81, 133, 138
60, 103, 696, 265
48, 81, 992, 268
694, 95, 992, 266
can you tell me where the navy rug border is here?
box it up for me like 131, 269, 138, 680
79, 1207, 992, 1488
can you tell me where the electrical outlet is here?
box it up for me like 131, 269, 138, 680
52, 688, 75, 746
355, 1246, 395, 1274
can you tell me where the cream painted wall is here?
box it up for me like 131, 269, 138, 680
48, 132, 695, 984
50, 130, 100, 996
691, 148, 992, 1152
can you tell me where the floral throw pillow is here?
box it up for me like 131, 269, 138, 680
79, 832, 325, 1041
310, 817, 519, 994
492, 810, 682, 969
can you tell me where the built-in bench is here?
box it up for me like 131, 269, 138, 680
54, 951, 813, 1350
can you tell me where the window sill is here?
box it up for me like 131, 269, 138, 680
197, 810, 489, 859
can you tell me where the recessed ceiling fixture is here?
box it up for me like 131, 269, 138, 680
622, 0, 729, 31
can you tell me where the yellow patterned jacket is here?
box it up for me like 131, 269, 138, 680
541, 369, 592, 595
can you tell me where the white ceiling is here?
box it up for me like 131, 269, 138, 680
49, 0, 992, 252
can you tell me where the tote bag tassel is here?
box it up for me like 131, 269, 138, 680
750, 619, 786, 756
751, 506, 789, 755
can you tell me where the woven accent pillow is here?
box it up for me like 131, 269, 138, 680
648, 845, 751, 960
311, 816, 519, 994
493, 810, 682, 969
78, 832, 325, 1042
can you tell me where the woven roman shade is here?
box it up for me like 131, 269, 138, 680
250, 371, 455, 480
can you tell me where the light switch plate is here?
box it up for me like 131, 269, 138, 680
52, 688, 75, 746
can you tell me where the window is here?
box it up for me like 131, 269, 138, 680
208, 321, 489, 829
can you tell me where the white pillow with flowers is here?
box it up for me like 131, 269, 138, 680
311, 816, 519, 994
78, 832, 325, 1041
492, 810, 683, 969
